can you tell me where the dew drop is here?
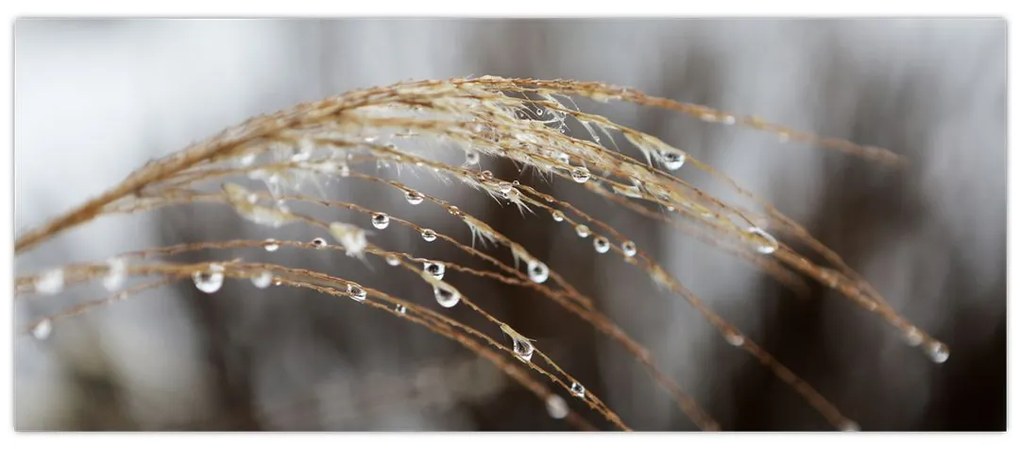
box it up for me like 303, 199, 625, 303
661, 149, 687, 170
724, 330, 745, 347
371, 213, 390, 230
421, 228, 437, 242
35, 269, 64, 295
465, 150, 480, 165
512, 337, 534, 362
433, 285, 460, 308
31, 319, 53, 341
346, 282, 367, 302
423, 260, 446, 280
551, 210, 565, 222
569, 382, 586, 398
192, 264, 225, 294
621, 241, 637, 258
926, 341, 950, 364
593, 236, 611, 254
102, 258, 127, 291
385, 254, 401, 266
746, 226, 779, 254
570, 166, 591, 183
405, 190, 424, 205
527, 260, 549, 284
251, 271, 273, 289
575, 224, 591, 238
903, 326, 924, 347
497, 181, 513, 194
395, 304, 407, 314
545, 395, 568, 419
310, 237, 328, 249
263, 239, 280, 252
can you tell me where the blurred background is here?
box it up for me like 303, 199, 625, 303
13, 19, 1005, 431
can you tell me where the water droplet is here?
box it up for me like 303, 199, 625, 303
746, 227, 778, 254
192, 264, 225, 294
724, 330, 745, 347
371, 213, 390, 230
385, 254, 401, 266
661, 149, 687, 170
621, 241, 637, 258
263, 239, 280, 252
512, 337, 534, 362
903, 326, 924, 346
395, 304, 407, 314
926, 341, 950, 364
545, 395, 568, 419
465, 150, 480, 165
423, 261, 446, 280
569, 382, 586, 398
251, 271, 273, 289
551, 211, 564, 222
405, 190, 424, 205
102, 258, 127, 291
497, 181, 513, 194
34, 269, 64, 295
346, 283, 367, 302
840, 420, 860, 432
31, 319, 53, 340
527, 260, 549, 284
480, 170, 494, 181
433, 285, 460, 308
421, 228, 437, 242
448, 206, 464, 217
310, 237, 327, 249
502, 188, 520, 202
570, 166, 591, 183
575, 224, 591, 238
593, 237, 610, 254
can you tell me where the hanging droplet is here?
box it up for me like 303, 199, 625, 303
192, 264, 225, 294
405, 190, 424, 205
903, 326, 924, 347
551, 210, 564, 222
593, 236, 610, 254
926, 341, 950, 364
30, 318, 53, 341
263, 239, 280, 252
662, 149, 687, 170
569, 382, 586, 398
395, 304, 407, 314
251, 271, 273, 289
746, 226, 779, 254
575, 224, 591, 238
423, 261, 446, 280
346, 282, 367, 302
34, 269, 64, 295
545, 395, 568, 420
570, 166, 591, 183
497, 181, 513, 194
433, 285, 460, 308
512, 337, 534, 362
527, 260, 550, 283
310, 237, 328, 249
621, 241, 637, 258
723, 330, 745, 347
371, 213, 390, 230
421, 228, 437, 242
385, 254, 401, 266
102, 258, 127, 291
465, 150, 480, 165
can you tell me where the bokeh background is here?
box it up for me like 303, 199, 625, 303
13, 18, 1006, 431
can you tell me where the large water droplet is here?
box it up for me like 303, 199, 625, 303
102, 258, 127, 291
192, 264, 225, 294
527, 260, 550, 284
347, 282, 367, 302
371, 213, 390, 230
421, 228, 437, 242
569, 382, 586, 398
31, 319, 53, 341
423, 261, 446, 280
263, 239, 280, 252
385, 254, 401, 266
34, 269, 64, 295
433, 285, 460, 308
545, 395, 568, 419
621, 241, 637, 258
251, 271, 273, 289
746, 226, 779, 254
926, 341, 950, 364
405, 190, 424, 205
662, 149, 687, 170
512, 337, 534, 362
575, 224, 591, 238
570, 166, 591, 183
551, 210, 565, 222
593, 236, 610, 254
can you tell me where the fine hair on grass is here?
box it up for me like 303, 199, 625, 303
14, 76, 949, 431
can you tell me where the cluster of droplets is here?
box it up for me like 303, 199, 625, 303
192, 263, 225, 294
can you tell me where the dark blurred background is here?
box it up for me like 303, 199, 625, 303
13, 19, 1006, 431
